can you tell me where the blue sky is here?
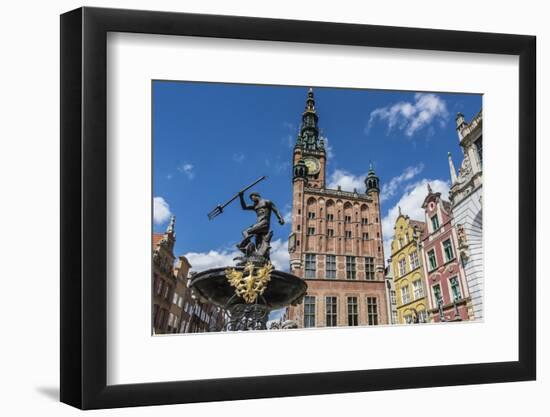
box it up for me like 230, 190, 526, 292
153, 81, 481, 272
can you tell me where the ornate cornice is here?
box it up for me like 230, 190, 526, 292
458, 110, 482, 145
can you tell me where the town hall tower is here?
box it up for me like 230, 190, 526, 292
287, 89, 388, 327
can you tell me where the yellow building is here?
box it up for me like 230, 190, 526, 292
390, 209, 428, 324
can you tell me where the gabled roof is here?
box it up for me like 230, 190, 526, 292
421, 190, 441, 209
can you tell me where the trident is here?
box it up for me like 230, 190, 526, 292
207, 176, 267, 220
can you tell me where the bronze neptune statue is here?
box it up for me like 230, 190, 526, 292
236, 190, 285, 264
191, 176, 306, 331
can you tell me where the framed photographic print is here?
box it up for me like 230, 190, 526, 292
60, 6, 536, 410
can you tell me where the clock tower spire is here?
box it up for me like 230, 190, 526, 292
293, 88, 326, 189
298, 88, 322, 150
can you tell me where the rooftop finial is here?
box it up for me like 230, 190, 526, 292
306, 88, 315, 110
167, 215, 176, 234
398, 206, 402, 216
448, 151, 458, 184
427, 183, 433, 194
456, 112, 466, 132
365, 161, 380, 194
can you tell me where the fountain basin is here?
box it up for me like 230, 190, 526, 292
189, 267, 307, 309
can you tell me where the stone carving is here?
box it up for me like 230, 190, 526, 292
456, 223, 470, 259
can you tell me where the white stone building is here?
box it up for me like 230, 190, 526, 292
448, 110, 483, 319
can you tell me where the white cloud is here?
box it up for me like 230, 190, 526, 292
282, 122, 297, 148
270, 239, 290, 271
153, 196, 172, 225
381, 178, 450, 262
283, 211, 292, 223
368, 93, 449, 137
282, 204, 292, 223
327, 169, 365, 192
322, 136, 335, 160
177, 162, 195, 179
184, 239, 290, 272
232, 152, 246, 163
184, 248, 240, 272
380, 163, 424, 202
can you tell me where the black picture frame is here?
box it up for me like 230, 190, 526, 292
60, 6, 536, 410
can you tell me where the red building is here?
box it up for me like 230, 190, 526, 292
421, 184, 472, 322
287, 89, 388, 327
152, 217, 226, 334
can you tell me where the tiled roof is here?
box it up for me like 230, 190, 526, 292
409, 220, 427, 239
409, 220, 425, 230
152, 233, 164, 249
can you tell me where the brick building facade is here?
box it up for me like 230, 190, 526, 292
287, 89, 388, 327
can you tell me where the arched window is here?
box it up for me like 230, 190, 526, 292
326, 199, 335, 221
306, 197, 317, 220
360, 204, 369, 225
343, 202, 353, 224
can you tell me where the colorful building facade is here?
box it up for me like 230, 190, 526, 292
152, 216, 178, 334
421, 184, 472, 322
166, 255, 191, 333
390, 212, 428, 324
287, 89, 388, 327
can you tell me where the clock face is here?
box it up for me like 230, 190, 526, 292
304, 157, 320, 175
